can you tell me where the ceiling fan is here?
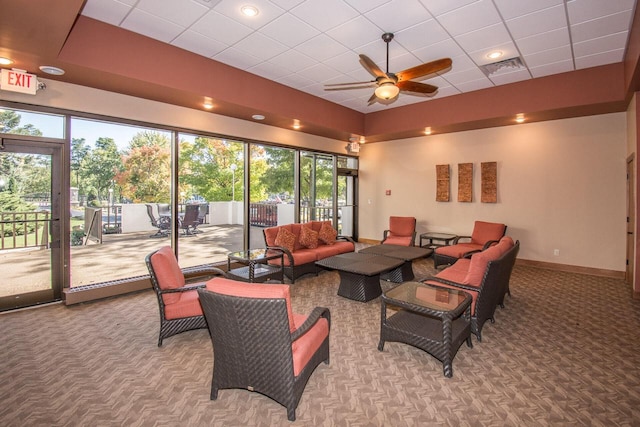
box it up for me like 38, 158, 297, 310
324, 32, 452, 105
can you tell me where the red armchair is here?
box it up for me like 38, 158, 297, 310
198, 279, 330, 421
145, 246, 225, 346
433, 221, 506, 268
381, 216, 417, 246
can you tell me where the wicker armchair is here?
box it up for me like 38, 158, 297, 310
433, 221, 506, 268
381, 216, 416, 246
145, 246, 226, 346
198, 279, 331, 421
424, 238, 519, 341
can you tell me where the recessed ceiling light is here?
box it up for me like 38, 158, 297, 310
515, 113, 525, 123
292, 119, 301, 130
424, 127, 432, 135
39, 65, 65, 75
241, 5, 259, 17
486, 51, 503, 60
252, 114, 265, 120
0, 57, 14, 66
203, 97, 214, 109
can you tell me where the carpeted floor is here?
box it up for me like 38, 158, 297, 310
1, 258, 640, 426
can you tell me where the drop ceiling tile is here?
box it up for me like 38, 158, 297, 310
268, 49, 317, 72
435, 0, 502, 37
326, 16, 383, 50
323, 51, 365, 74
570, 11, 635, 43
488, 68, 530, 85
418, 0, 478, 17
506, 4, 567, 40
260, 13, 320, 48
364, 0, 432, 33
233, 32, 289, 61
575, 48, 625, 69
413, 39, 466, 63
276, 73, 315, 88
213, 47, 262, 70
296, 34, 350, 62
296, 62, 344, 83
290, 0, 359, 32
248, 61, 292, 80
443, 67, 487, 85
529, 59, 574, 78
454, 23, 511, 53
395, 20, 450, 52
268, 0, 305, 10
121, 9, 185, 43
522, 44, 572, 68
172, 30, 228, 57
492, 0, 563, 20
136, 0, 209, 27
515, 28, 570, 56
567, 0, 635, 24
452, 77, 493, 92
213, 0, 285, 30
573, 31, 629, 58
82, 0, 133, 25
191, 10, 253, 45
344, 0, 393, 14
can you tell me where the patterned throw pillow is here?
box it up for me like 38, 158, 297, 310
299, 225, 319, 249
318, 222, 337, 245
274, 227, 297, 253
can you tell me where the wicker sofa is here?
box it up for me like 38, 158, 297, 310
263, 221, 355, 283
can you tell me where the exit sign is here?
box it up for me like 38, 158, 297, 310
0, 69, 38, 95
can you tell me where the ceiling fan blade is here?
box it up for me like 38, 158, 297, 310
396, 58, 452, 82
324, 81, 375, 87
325, 84, 376, 91
359, 54, 387, 78
367, 92, 378, 105
397, 80, 438, 94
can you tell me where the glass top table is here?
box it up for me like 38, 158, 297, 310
419, 232, 458, 249
227, 248, 285, 283
378, 281, 472, 377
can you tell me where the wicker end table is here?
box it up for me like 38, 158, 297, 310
419, 232, 457, 249
378, 281, 472, 377
227, 249, 284, 283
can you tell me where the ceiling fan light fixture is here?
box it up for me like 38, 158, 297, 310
374, 82, 399, 100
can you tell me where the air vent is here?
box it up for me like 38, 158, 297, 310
480, 57, 525, 76
192, 0, 222, 8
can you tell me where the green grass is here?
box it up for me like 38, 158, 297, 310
1, 218, 85, 249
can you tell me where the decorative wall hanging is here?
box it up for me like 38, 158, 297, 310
481, 161, 497, 203
458, 163, 473, 202
436, 164, 450, 202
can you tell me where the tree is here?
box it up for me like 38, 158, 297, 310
115, 132, 170, 203
71, 138, 90, 204
84, 137, 123, 202
0, 110, 43, 136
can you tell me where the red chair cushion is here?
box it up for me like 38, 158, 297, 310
471, 221, 506, 245
163, 287, 203, 319
383, 235, 413, 246
435, 242, 482, 258
291, 313, 329, 376
205, 278, 296, 332
435, 259, 471, 284
388, 216, 415, 237
150, 246, 186, 305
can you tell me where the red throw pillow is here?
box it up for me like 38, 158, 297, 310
318, 222, 337, 245
299, 225, 319, 249
275, 227, 297, 253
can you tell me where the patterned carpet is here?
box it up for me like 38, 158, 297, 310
1, 257, 640, 426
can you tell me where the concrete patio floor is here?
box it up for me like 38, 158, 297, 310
1, 224, 266, 297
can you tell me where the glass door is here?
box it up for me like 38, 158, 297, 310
0, 137, 63, 311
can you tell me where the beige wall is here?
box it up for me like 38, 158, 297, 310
359, 113, 628, 272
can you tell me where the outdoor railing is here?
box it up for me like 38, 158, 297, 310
0, 211, 50, 250
300, 206, 335, 223
249, 203, 278, 227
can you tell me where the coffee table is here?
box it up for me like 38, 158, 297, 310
315, 252, 404, 302
358, 244, 432, 282
378, 281, 472, 377
226, 249, 284, 283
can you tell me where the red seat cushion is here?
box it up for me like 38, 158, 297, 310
163, 287, 203, 319
291, 313, 329, 376
435, 259, 471, 284
150, 246, 186, 305
383, 235, 414, 246
435, 242, 483, 258
471, 221, 506, 245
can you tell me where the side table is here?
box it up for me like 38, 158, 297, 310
378, 281, 472, 377
227, 249, 285, 283
419, 232, 457, 249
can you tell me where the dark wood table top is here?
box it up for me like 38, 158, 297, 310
316, 252, 404, 277
359, 244, 433, 260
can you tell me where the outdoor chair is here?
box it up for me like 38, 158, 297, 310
198, 280, 331, 421
157, 203, 171, 217
146, 204, 171, 238
433, 221, 507, 268
179, 204, 200, 235
381, 216, 417, 246
145, 246, 226, 346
